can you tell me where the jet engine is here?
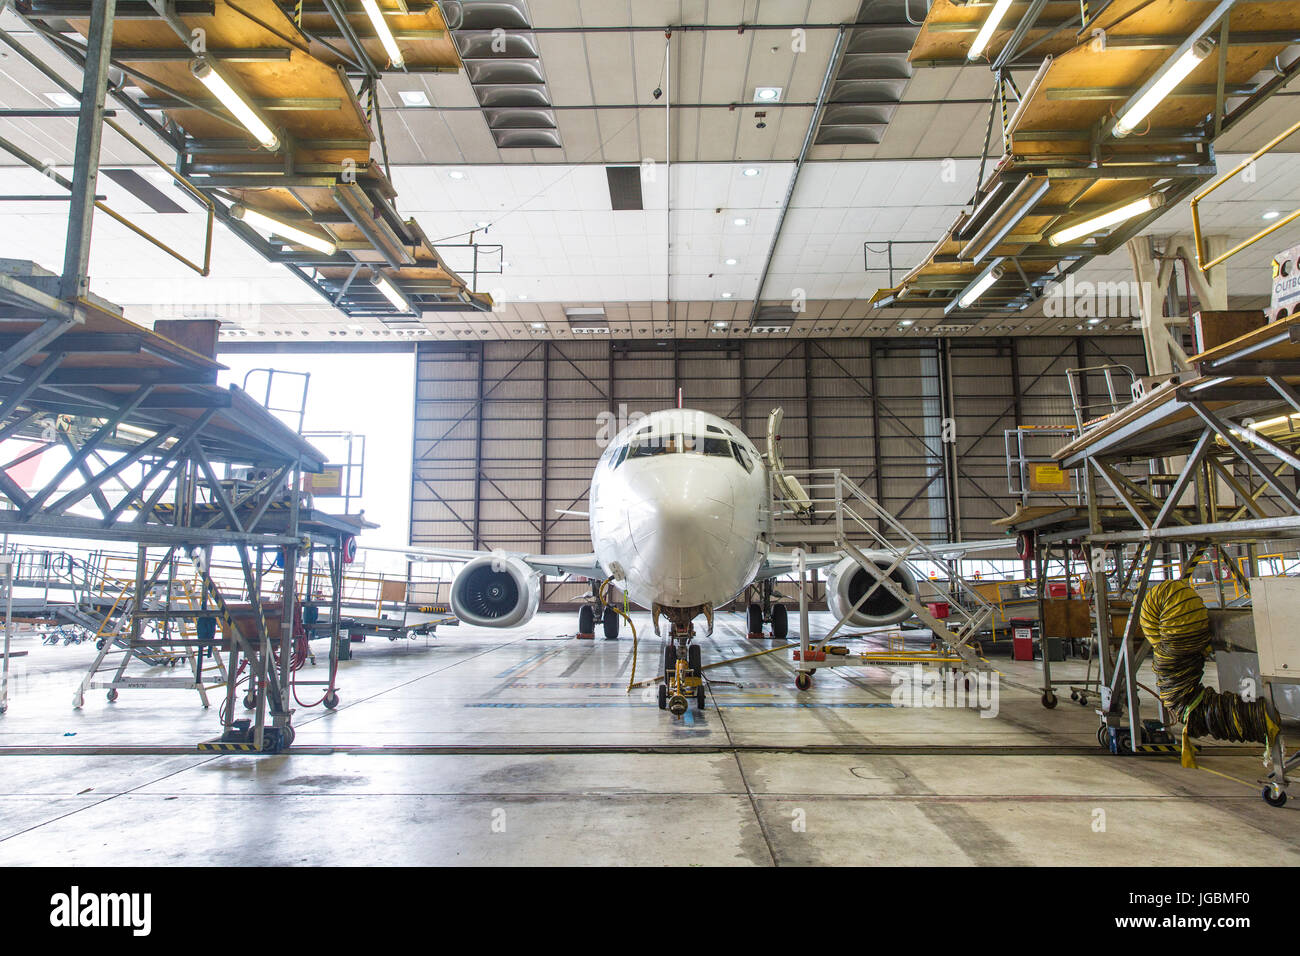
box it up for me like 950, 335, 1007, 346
449, 555, 541, 628
824, 554, 919, 628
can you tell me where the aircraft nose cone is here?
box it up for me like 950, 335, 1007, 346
625, 458, 736, 585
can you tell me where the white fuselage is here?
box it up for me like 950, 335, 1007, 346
589, 409, 768, 611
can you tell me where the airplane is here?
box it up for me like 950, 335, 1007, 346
377, 407, 1010, 716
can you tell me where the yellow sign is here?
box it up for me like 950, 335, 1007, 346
1029, 463, 1069, 492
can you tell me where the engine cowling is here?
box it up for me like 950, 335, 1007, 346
824, 554, 919, 628
450, 555, 541, 628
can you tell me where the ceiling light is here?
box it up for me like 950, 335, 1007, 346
721, 292, 733, 298
899, 320, 914, 327
45, 91, 78, 109
373, 272, 415, 313
725, 258, 738, 265
967, 0, 1015, 61
347, 324, 365, 331
733, 217, 749, 226
531, 322, 546, 329
742, 167, 760, 177
714, 321, 727, 328
398, 90, 429, 107
230, 204, 336, 255
1049, 193, 1164, 245
957, 264, 1004, 309
448, 170, 466, 180
1264, 210, 1281, 221
754, 87, 782, 102
476, 221, 490, 228
360, 0, 404, 68
518, 293, 527, 299
191, 56, 279, 151
1113, 37, 1215, 137
1088, 318, 1103, 325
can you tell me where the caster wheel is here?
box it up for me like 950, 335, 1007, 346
1078, 695, 1089, 707
1070, 690, 1079, 702
1263, 785, 1288, 808
1041, 692, 1058, 709
657, 684, 667, 710
323, 691, 340, 710
602, 609, 620, 640
106, 689, 118, 702
1097, 724, 1110, 750
95, 639, 105, 651
578, 605, 594, 635
244, 694, 256, 711
688, 644, 701, 673
771, 604, 788, 641
1116, 731, 1134, 755
283, 725, 296, 747
795, 672, 812, 691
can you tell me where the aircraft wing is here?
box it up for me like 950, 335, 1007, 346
756, 536, 1014, 579
362, 544, 604, 579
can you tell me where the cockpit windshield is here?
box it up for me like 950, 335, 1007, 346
610, 428, 755, 471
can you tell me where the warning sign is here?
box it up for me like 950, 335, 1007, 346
1029, 463, 1070, 492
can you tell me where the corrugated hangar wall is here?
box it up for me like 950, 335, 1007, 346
410, 336, 1148, 608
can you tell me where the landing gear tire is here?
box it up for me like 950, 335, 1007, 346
657, 684, 667, 710
696, 685, 706, 710
747, 602, 763, 636
1041, 691, 1058, 709
603, 609, 620, 640
578, 605, 594, 635
1263, 784, 1288, 807
771, 604, 788, 640
324, 691, 340, 710
795, 672, 812, 691
664, 645, 677, 677
688, 644, 701, 673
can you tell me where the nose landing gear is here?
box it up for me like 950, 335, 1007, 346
656, 613, 708, 716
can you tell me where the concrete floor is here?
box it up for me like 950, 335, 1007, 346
0, 611, 1296, 865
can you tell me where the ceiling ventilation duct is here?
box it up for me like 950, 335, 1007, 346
440, 1, 562, 149
813, 0, 920, 146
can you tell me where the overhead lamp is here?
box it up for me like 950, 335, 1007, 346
714, 321, 728, 328
230, 204, 336, 255
899, 319, 914, 326
742, 167, 760, 177
967, 0, 1015, 61
1264, 210, 1281, 221
530, 322, 546, 329
725, 258, 738, 265
190, 56, 279, 151
448, 170, 466, 180
372, 272, 416, 313
360, 0, 404, 68
721, 292, 734, 298
953, 259, 1005, 310
1113, 37, 1215, 137
398, 90, 429, 107
733, 217, 749, 226
754, 87, 782, 102
1049, 193, 1164, 245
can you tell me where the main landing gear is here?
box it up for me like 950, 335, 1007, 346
746, 579, 788, 640
577, 581, 621, 640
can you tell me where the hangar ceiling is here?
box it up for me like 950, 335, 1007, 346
0, 0, 1296, 342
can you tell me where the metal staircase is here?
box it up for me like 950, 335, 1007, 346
770, 467, 995, 670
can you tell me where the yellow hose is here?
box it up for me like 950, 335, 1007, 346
1139, 579, 1280, 768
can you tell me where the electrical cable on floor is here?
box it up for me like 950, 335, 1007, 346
1139, 578, 1281, 768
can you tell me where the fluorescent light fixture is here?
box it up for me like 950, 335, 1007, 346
725, 258, 738, 265
45, 91, 78, 109
360, 0, 404, 68
191, 57, 279, 151
398, 90, 429, 107
721, 292, 733, 298
448, 170, 466, 180
530, 322, 546, 329
1049, 193, 1164, 246
899, 319, 914, 327
733, 217, 749, 226
967, 0, 1015, 61
714, 321, 728, 328
1113, 37, 1214, 137
754, 87, 782, 102
1264, 210, 1281, 221
230, 204, 336, 255
742, 167, 760, 177
372, 272, 415, 313
957, 265, 1004, 309
1088, 318, 1103, 325
476, 220, 490, 228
